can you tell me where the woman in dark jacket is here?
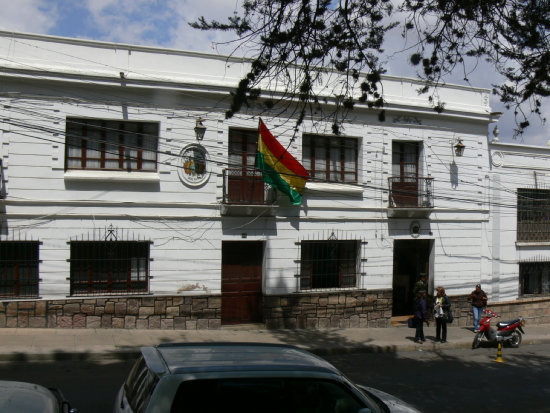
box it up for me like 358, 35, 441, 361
434, 286, 451, 343
414, 290, 428, 344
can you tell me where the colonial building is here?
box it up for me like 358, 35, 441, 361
487, 139, 550, 319
0, 31, 546, 329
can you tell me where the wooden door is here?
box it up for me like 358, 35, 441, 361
221, 241, 263, 324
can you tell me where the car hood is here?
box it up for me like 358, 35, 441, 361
358, 385, 422, 413
0, 380, 59, 413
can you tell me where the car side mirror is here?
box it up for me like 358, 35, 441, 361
62, 401, 77, 413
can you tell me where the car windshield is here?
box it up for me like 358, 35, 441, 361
170, 377, 368, 413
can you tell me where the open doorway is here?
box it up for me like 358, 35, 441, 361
392, 239, 432, 317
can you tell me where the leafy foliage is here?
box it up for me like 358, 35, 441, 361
191, 0, 550, 136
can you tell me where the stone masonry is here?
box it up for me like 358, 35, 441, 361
0, 296, 221, 329
0, 291, 548, 329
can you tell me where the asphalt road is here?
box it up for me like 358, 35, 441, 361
0, 344, 549, 412
325, 343, 550, 413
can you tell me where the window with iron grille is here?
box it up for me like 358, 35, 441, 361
69, 241, 150, 295
0, 241, 40, 298
302, 135, 358, 183
65, 118, 159, 172
520, 262, 550, 295
300, 240, 358, 290
517, 188, 550, 242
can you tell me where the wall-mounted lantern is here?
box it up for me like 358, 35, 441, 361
454, 138, 465, 157
194, 118, 206, 141
492, 125, 500, 143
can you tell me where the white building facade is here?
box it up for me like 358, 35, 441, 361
487, 141, 550, 320
0, 31, 546, 329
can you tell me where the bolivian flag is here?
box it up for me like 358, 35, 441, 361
255, 119, 310, 205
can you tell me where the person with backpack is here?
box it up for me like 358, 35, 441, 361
413, 290, 428, 344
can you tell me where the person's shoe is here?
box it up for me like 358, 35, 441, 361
435, 337, 441, 342
440, 340, 447, 343
474, 329, 479, 333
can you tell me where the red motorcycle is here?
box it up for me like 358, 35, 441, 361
472, 309, 526, 349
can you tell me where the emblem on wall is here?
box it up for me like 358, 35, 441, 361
491, 151, 504, 167
177, 144, 210, 187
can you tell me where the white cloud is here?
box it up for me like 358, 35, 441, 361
0, 0, 58, 33
165, 0, 243, 53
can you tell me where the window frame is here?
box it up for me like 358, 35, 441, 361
65, 118, 159, 172
520, 261, 550, 296
69, 240, 150, 296
299, 240, 359, 290
0, 241, 40, 298
302, 134, 358, 183
517, 188, 550, 242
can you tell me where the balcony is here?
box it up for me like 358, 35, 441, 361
220, 168, 277, 216
388, 176, 434, 218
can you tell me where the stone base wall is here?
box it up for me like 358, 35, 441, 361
443, 295, 550, 328
1, 292, 547, 329
263, 289, 393, 329
0, 296, 221, 329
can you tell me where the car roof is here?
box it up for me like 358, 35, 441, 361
142, 342, 341, 376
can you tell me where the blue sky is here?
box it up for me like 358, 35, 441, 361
0, 0, 547, 146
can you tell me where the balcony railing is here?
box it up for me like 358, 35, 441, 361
517, 221, 550, 242
388, 176, 434, 209
222, 168, 276, 205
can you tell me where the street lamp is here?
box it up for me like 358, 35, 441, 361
194, 118, 206, 141
454, 138, 465, 157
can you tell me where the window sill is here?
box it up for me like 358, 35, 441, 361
297, 287, 365, 293
305, 182, 363, 194
516, 241, 550, 247
64, 170, 160, 183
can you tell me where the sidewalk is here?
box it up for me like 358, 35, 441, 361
2, 322, 550, 361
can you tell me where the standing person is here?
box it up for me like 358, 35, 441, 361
414, 290, 428, 344
434, 286, 451, 343
469, 284, 487, 332
413, 274, 427, 296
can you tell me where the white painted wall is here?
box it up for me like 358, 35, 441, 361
0, 31, 501, 301
488, 142, 550, 301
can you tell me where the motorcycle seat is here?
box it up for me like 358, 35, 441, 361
497, 319, 521, 329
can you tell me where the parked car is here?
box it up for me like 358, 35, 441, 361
0, 380, 76, 413
114, 342, 420, 413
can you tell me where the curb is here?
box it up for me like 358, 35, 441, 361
0, 337, 548, 363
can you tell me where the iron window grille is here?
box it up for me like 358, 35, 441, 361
0, 241, 40, 298
69, 241, 150, 296
302, 135, 358, 183
520, 261, 550, 295
517, 188, 550, 242
300, 240, 359, 290
65, 118, 159, 172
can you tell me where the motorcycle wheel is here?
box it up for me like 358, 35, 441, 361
508, 331, 522, 348
472, 332, 484, 349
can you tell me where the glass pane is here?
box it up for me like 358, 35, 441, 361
314, 145, 325, 178
330, 144, 341, 181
